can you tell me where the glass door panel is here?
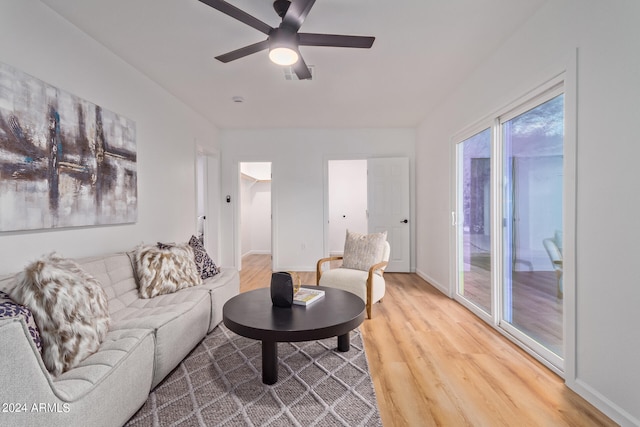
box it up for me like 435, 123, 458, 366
457, 128, 492, 314
502, 94, 564, 358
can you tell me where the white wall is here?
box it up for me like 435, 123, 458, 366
220, 128, 415, 271
415, 0, 640, 424
0, 0, 219, 275
328, 160, 368, 254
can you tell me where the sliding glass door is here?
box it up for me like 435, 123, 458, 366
454, 83, 565, 371
456, 129, 492, 315
501, 93, 564, 364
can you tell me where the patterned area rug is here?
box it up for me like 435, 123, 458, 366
126, 324, 382, 426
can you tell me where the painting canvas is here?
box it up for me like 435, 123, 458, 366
0, 62, 137, 232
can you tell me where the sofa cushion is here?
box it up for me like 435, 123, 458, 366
0, 290, 42, 353
181, 267, 240, 332
188, 235, 220, 279
342, 230, 387, 272
134, 244, 202, 298
76, 253, 139, 316
53, 328, 154, 401
108, 288, 211, 388
11, 253, 110, 376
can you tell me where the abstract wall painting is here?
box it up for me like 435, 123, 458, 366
0, 62, 137, 232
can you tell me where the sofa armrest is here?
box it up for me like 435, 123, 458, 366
0, 318, 58, 406
0, 318, 156, 427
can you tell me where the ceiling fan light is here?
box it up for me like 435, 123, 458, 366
269, 47, 299, 66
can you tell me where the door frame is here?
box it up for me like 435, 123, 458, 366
233, 159, 275, 272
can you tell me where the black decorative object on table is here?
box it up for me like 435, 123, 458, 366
270, 272, 293, 307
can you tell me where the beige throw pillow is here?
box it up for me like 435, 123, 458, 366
12, 253, 110, 376
135, 244, 202, 298
342, 230, 387, 271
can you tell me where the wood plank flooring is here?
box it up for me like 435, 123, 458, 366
463, 263, 563, 355
239, 254, 616, 426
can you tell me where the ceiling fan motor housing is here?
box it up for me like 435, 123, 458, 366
273, 0, 291, 18
269, 27, 299, 51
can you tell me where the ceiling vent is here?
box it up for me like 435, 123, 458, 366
284, 65, 314, 81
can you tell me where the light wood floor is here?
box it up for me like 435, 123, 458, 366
239, 254, 616, 426
463, 261, 563, 355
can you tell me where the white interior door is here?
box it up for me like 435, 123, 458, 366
196, 149, 221, 264
367, 157, 410, 272
205, 152, 221, 264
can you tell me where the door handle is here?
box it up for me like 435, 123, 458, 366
400, 219, 409, 224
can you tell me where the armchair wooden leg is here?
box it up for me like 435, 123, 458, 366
366, 276, 373, 319
556, 271, 563, 299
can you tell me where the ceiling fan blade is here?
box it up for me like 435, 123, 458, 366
215, 40, 269, 63
199, 0, 273, 35
281, 0, 316, 31
299, 33, 375, 49
293, 55, 312, 80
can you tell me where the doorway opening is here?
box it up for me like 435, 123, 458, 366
327, 159, 368, 255
325, 157, 411, 272
239, 162, 272, 270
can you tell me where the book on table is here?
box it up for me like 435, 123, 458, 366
293, 287, 325, 306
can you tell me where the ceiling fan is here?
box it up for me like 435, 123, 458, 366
198, 0, 375, 80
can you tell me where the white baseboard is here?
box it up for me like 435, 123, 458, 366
415, 268, 451, 297
242, 250, 271, 257
275, 266, 316, 273
567, 378, 639, 427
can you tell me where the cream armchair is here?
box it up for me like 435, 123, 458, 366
543, 230, 563, 299
316, 240, 390, 319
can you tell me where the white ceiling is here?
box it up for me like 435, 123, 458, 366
40, 0, 546, 129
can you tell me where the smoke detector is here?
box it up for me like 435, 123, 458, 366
284, 65, 314, 81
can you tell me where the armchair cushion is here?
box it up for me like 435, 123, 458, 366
319, 268, 386, 305
342, 230, 387, 272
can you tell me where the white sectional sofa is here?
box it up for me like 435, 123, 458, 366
0, 250, 239, 427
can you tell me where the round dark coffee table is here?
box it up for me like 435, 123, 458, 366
223, 286, 366, 385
